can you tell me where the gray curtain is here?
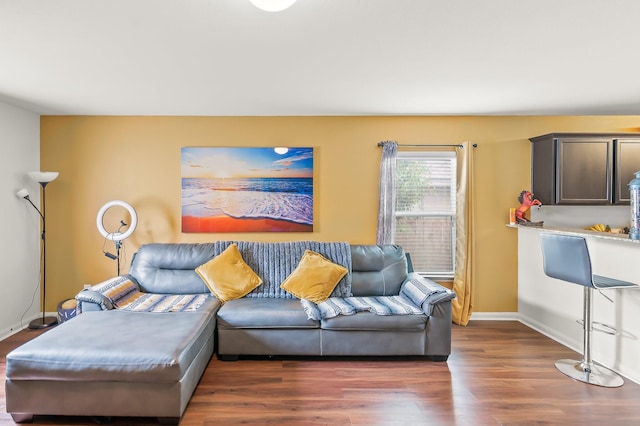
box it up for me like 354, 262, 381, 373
376, 141, 398, 244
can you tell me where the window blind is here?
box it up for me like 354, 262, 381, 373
394, 151, 456, 277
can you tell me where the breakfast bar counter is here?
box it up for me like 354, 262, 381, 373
515, 224, 640, 384
509, 223, 640, 243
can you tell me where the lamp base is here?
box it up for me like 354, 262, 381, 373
28, 316, 58, 329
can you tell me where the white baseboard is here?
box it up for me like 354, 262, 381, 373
516, 312, 581, 353
469, 311, 518, 321
0, 311, 58, 342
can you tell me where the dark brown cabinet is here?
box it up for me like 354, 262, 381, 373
614, 138, 640, 203
530, 133, 640, 205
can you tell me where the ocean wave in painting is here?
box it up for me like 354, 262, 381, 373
182, 178, 313, 225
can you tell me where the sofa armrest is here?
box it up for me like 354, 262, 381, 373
75, 290, 114, 312
74, 275, 140, 313
400, 272, 456, 316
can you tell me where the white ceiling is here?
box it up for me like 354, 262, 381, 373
2, 0, 640, 116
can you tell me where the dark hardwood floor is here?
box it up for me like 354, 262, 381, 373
2, 321, 640, 425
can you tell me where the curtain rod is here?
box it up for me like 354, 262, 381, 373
377, 142, 477, 148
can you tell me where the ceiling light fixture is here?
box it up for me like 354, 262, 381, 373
250, 0, 297, 12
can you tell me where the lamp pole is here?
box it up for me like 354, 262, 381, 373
18, 171, 59, 329
29, 180, 57, 329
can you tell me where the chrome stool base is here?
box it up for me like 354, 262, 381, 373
555, 359, 624, 387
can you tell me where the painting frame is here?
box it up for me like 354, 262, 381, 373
181, 146, 314, 233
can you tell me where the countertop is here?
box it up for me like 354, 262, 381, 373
508, 223, 640, 244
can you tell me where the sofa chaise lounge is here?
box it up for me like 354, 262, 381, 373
5, 241, 455, 424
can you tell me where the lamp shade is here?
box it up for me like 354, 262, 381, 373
27, 171, 59, 184
250, 0, 296, 12
16, 188, 29, 199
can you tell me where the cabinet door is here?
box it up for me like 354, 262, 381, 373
530, 135, 555, 205
615, 138, 640, 204
556, 137, 612, 204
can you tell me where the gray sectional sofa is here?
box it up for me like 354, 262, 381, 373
5, 241, 455, 424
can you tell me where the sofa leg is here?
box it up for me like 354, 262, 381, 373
157, 417, 180, 425
428, 355, 449, 362
11, 413, 34, 423
217, 354, 239, 361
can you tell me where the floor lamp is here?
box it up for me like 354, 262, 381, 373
17, 171, 59, 329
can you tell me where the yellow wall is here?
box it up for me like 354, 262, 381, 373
40, 116, 640, 313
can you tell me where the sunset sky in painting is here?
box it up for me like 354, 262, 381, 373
181, 147, 313, 179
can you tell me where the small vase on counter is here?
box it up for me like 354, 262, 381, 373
628, 171, 640, 240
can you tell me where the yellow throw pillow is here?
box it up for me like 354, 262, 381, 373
196, 243, 262, 303
280, 250, 348, 303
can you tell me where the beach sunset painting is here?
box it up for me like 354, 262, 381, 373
181, 147, 314, 232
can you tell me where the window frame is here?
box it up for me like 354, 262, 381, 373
394, 150, 457, 280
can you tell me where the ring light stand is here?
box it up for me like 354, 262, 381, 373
97, 200, 138, 275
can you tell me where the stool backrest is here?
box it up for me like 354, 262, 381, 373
540, 233, 594, 288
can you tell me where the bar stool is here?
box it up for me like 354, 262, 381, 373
539, 232, 639, 387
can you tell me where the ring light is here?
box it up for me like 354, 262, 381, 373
96, 200, 138, 241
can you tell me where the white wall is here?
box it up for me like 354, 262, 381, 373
530, 205, 629, 229
0, 101, 41, 338
518, 226, 640, 384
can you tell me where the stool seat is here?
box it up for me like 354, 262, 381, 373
593, 274, 638, 289
540, 233, 639, 388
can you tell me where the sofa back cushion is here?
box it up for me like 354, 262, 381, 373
129, 243, 218, 294
129, 241, 353, 298
240, 241, 352, 299
350, 244, 408, 296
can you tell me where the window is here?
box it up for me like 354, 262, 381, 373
394, 151, 456, 279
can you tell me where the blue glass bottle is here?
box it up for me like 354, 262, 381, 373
629, 171, 640, 240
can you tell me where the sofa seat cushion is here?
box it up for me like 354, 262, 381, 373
6, 310, 214, 383
217, 298, 319, 329
321, 311, 427, 331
